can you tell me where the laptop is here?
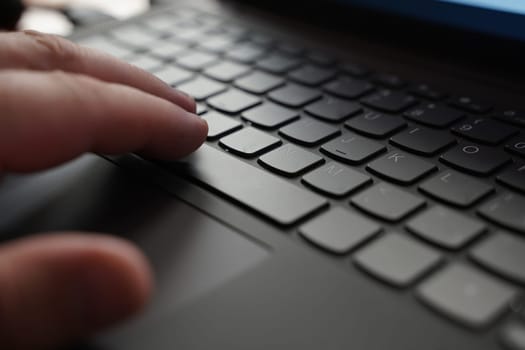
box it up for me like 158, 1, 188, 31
1, 0, 524, 348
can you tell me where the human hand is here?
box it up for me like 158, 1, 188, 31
0, 30, 207, 349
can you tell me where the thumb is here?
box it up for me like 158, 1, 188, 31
0, 233, 153, 350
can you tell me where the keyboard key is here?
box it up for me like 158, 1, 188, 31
78, 36, 133, 59
255, 53, 301, 74
361, 90, 418, 113
372, 74, 407, 89
501, 323, 525, 350
390, 127, 456, 156
198, 35, 237, 53
128, 55, 163, 72
196, 103, 207, 115
299, 207, 381, 254
302, 161, 371, 197
354, 233, 442, 287
307, 51, 336, 66
417, 264, 516, 328
471, 232, 525, 285
404, 103, 463, 128
452, 118, 518, 145
479, 192, 525, 233
351, 183, 425, 222
321, 133, 385, 164
144, 14, 176, 32
201, 111, 242, 140
259, 144, 324, 177
234, 71, 285, 94
111, 25, 159, 49
506, 138, 525, 158
367, 151, 437, 185
241, 103, 298, 129
148, 41, 188, 60
226, 43, 267, 63
498, 163, 525, 193
177, 77, 227, 101
495, 109, 525, 128
207, 89, 261, 114
268, 84, 322, 108
305, 98, 362, 122
203, 61, 251, 82
340, 62, 370, 77
345, 111, 406, 138
288, 65, 336, 86
323, 77, 374, 99
154, 66, 194, 86
277, 42, 305, 56
450, 96, 492, 114
173, 144, 327, 225
419, 170, 493, 207
219, 127, 281, 157
410, 84, 446, 101
176, 51, 219, 71
279, 119, 340, 146
440, 144, 511, 176
407, 206, 486, 250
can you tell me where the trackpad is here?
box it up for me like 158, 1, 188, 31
129, 200, 269, 320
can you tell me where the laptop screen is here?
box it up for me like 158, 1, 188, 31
338, 0, 525, 43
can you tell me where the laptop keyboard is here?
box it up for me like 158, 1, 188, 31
77, 6, 525, 336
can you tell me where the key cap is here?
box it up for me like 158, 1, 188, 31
390, 127, 456, 156
201, 111, 242, 140
361, 90, 418, 113
440, 144, 511, 176
404, 103, 463, 128
323, 76, 374, 99
302, 161, 371, 197
241, 103, 299, 129
288, 65, 336, 86
226, 43, 266, 63
259, 144, 324, 177
417, 264, 516, 328
128, 55, 163, 72
172, 144, 327, 225
307, 51, 336, 66
143, 14, 176, 32
255, 53, 301, 74
354, 233, 442, 287
498, 163, 525, 193
506, 138, 525, 158
419, 170, 493, 207
321, 133, 385, 164
367, 151, 436, 185
148, 41, 188, 60
501, 323, 525, 350
268, 84, 322, 108
219, 127, 281, 157
203, 61, 251, 82
277, 42, 305, 56
177, 77, 227, 101
234, 71, 285, 95
495, 109, 525, 128
207, 89, 261, 114
345, 111, 406, 138
111, 25, 159, 49
372, 74, 407, 89
196, 103, 207, 115
351, 182, 425, 222
154, 66, 194, 86
450, 96, 492, 114
471, 232, 525, 285
198, 35, 237, 53
452, 118, 518, 145
78, 36, 133, 59
176, 51, 219, 71
299, 207, 381, 254
479, 192, 525, 233
251, 34, 274, 46
279, 119, 340, 146
407, 206, 486, 250
340, 62, 370, 77
410, 84, 446, 101
305, 98, 362, 122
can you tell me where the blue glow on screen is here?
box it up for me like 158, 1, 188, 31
441, 0, 525, 15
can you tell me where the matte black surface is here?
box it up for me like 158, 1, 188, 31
478, 193, 525, 233
302, 161, 371, 197
320, 132, 385, 164
201, 111, 242, 140
390, 126, 456, 156
366, 151, 436, 185
241, 103, 298, 129
345, 111, 406, 138
258, 143, 324, 177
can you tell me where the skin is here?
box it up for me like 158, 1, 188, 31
0, 30, 208, 349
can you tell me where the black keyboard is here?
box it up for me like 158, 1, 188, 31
77, 6, 525, 341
